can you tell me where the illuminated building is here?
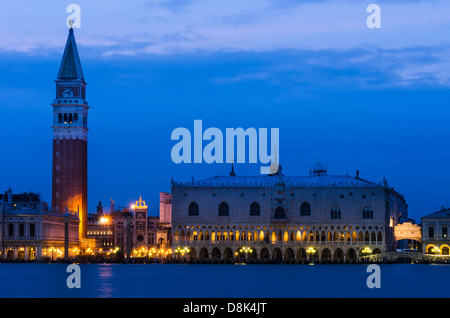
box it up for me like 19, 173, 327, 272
51, 26, 88, 241
171, 163, 408, 263
421, 207, 450, 255
156, 192, 172, 250
87, 200, 114, 252
112, 197, 159, 258
0, 188, 79, 260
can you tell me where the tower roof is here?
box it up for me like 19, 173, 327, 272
57, 28, 84, 81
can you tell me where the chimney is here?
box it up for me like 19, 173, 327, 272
356, 170, 360, 178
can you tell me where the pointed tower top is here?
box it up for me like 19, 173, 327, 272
57, 28, 84, 81
229, 164, 236, 176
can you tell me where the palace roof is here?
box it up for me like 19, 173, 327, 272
173, 174, 382, 188
421, 208, 450, 219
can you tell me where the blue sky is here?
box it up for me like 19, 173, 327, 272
0, 0, 449, 221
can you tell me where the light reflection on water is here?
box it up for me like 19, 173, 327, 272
0, 263, 449, 298
97, 264, 114, 298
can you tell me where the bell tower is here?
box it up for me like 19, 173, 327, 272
51, 26, 88, 240
133, 196, 148, 253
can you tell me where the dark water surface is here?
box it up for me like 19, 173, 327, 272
0, 263, 448, 298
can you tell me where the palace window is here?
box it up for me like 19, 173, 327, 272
8, 224, 14, 236
219, 202, 229, 216
300, 202, 311, 216
188, 202, 199, 216
274, 207, 286, 219
362, 207, 374, 219
331, 207, 341, 219
250, 202, 260, 216
30, 224, 35, 237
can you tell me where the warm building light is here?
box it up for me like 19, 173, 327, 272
306, 247, 316, 254
99, 217, 109, 224
362, 247, 372, 255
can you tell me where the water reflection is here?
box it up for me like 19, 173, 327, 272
97, 264, 114, 297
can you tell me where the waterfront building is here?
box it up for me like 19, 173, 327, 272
156, 192, 172, 250
87, 201, 115, 253
0, 188, 79, 260
112, 197, 159, 258
171, 164, 408, 263
421, 207, 450, 255
51, 26, 88, 241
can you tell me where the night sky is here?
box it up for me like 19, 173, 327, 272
0, 0, 449, 221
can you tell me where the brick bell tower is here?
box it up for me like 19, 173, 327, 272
52, 26, 88, 240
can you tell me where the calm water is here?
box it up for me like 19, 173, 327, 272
0, 263, 448, 298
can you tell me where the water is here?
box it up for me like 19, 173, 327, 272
0, 263, 448, 298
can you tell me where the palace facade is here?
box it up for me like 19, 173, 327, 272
421, 207, 450, 255
0, 188, 79, 260
171, 164, 408, 263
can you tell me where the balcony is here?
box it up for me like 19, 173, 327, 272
422, 236, 450, 242
173, 239, 383, 246
4, 235, 42, 241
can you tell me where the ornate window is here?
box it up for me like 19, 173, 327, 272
188, 202, 199, 216
219, 202, 229, 216
362, 207, 374, 219
331, 207, 341, 219
19, 223, 24, 237
274, 207, 286, 219
300, 202, 311, 216
250, 202, 260, 216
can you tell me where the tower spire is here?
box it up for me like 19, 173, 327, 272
57, 27, 84, 81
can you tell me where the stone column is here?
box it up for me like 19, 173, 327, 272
64, 214, 69, 258
37, 245, 42, 260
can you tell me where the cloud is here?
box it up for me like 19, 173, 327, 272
0, 0, 449, 55
1, 0, 450, 87
207, 45, 450, 88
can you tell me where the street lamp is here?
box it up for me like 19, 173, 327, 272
362, 247, 372, 256
238, 246, 252, 262
431, 247, 441, 255
306, 247, 316, 263
174, 246, 190, 261
50, 247, 56, 261
361, 247, 372, 262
